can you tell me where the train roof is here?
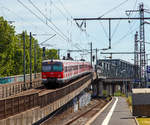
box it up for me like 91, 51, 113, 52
42, 59, 90, 64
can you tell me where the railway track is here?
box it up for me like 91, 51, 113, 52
63, 99, 108, 125
40, 97, 111, 125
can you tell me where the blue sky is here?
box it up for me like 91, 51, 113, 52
1, 0, 150, 63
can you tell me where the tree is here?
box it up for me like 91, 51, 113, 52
0, 17, 17, 77
17, 31, 42, 75
45, 49, 59, 60
0, 16, 58, 77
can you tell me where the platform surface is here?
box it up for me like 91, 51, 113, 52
91, 97, 136, 125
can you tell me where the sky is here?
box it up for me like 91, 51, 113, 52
1, 0, 150, 63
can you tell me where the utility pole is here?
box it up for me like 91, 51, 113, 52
127, 3, 146, 87
34, 41, 37, 78
134, 31, 139, 71
96, 48, 98, 65
90, 42, 92, 67
30, 32, 32, 88
139, 3, 146, 88
43, 47, 46, 60
23, 32, 26, 90
134, 31, 139, 87
58, 49, 60, 59
126, 3, 146, 87
96, 48, 98, 75
109, 19, 111, 49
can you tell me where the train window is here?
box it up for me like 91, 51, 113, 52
73, 66, 77, 70
42, 65, 52, 72
42, 62, 63, 72
64, 67, 67, 72
53, 65, 63, 72
69, 66, 72, 71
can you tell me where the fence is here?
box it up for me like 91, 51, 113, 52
0, 79, 42, 98
0, 73, 41, 84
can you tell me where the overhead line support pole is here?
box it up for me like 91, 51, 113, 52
96, 48, 98, 75
23, 32, 26, 90
30, 32, 32, 88
109, 19, 111, 49
90, 42, 92, 67
139, 3, 146, 88
58, 49, 60, 59
34, 41, 37, 78
134, 31, 139, 87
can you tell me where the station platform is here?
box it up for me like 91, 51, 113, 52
87, 97, 136, 125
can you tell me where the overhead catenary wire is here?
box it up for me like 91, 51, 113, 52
56, 0, 95, 49
52, 2, 68, 19
28, 0, 85, 54
56, 0, 98, 51
49, 1, 84, 51
57, 0, 73, 19
1, 6, 26, 29
53, 0, 90, 50
113, 25, 139, 46
111, 20, 121, 39
99, 0, 129, 18
28, 0, 80, 51
52, 0, 92, 51
39, 34, 56, 45
17, 0, 68, 41
28, 0, 70, 42
98, 20, 109, 39
126, 0, 138, 17
0, 5, 50, 35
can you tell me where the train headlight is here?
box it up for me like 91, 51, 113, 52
42, 75, 46, 78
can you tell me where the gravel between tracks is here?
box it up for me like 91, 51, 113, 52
42, 98, 108, 125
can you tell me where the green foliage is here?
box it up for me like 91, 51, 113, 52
102, 90, 107, 97
0, 17, 58, 77
0, 17, 17, 77
137, 118, 150, 125
45, 49, 59, 60
126, 95, 132, 106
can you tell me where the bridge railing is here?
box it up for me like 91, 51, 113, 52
0, 73, 41, 84
97, 67, 134, 80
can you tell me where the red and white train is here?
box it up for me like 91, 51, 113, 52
42, 60, 92, 87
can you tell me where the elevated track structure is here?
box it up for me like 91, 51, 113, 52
0, 73, 96, 125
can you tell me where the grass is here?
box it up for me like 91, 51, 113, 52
102, 90, 107, 97
137, 118, 150, 125
106, 96, 112, 102
126, 95, 132, 107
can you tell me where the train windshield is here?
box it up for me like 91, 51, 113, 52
42, 65, 52, 72
53, 65, 62, 71
42, 62, 63, 72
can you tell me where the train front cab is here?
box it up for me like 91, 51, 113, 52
42, 61, 64, 87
